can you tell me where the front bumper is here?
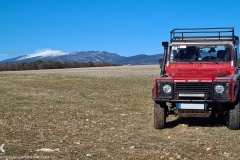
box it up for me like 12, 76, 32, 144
153, 81, 234, 103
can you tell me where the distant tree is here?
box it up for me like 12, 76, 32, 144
0, 61, 120, 71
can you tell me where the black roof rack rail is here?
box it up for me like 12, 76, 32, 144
170, 27, 239, 45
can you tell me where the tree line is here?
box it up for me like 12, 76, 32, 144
0, 60, 120, 71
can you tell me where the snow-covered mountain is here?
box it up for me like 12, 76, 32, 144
0, 49, 162, 65
17, 49, 67, 60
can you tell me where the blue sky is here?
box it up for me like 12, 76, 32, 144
0, 0, 239, 60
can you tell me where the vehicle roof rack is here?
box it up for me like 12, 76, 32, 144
170, 27, 239, 45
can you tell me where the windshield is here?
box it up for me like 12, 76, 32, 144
170, 45, 231, 62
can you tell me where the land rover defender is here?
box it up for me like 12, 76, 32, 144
153, 27, 240, 130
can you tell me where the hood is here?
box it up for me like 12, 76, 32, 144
166, 63, 234, 81
170, 68, 232, 80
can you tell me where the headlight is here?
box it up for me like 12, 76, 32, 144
214, 85, 224, 94
163, 84, 172, 93
155, 82, 173, 98
214, 82, 231, 99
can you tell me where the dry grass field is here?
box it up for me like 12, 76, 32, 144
0, 65, 240, 160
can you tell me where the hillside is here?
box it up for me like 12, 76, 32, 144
0, 50, 162, 65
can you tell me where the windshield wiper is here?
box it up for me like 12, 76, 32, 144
176, 58, 194, 63
199, 59, 219, 64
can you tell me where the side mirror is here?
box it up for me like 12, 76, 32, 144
159, 58, 163, 68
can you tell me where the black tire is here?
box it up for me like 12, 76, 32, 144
227, 101, 240, 130
154, 102, 166, 129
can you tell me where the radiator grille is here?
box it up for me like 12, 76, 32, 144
174, 82, 213, 99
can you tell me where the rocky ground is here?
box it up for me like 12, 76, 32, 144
0, 65, 240, 160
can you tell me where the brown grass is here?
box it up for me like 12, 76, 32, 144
0, 65, 239, 160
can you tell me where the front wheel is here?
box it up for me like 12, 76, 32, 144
227, 101, 240, 130
154, 102, 167, 129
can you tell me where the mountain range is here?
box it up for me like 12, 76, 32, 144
0, 49, 162, 65
0, 49, 163, 65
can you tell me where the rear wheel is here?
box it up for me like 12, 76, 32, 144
227, 101, 240, 130
154, 102, 167, 129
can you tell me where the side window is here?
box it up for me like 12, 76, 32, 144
169, 47, 175, 62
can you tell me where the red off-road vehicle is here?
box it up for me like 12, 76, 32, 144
153, 27, 240, 130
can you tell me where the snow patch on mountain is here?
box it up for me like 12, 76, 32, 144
17, 49, 68, 60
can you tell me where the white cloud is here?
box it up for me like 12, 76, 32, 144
17, 49, 68, 60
